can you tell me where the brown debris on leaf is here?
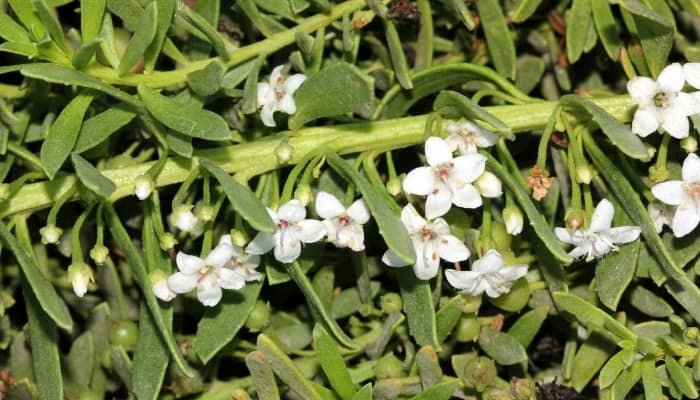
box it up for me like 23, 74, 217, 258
526, 165, 555, 201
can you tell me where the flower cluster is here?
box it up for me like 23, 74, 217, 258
651, 153, 700, 237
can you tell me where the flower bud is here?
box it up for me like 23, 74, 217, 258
231, 229, 248, 247
40, 225, 63, 245
681, 136, 698, 154
375, 354, 404, 379
294, 184, 313, 206
474, 171, 503, 198
645, 143, 657, 159
197, 205, 215, 223
149, 270, 175, 301
170, 205, 198, 232
464, 356, 497, 392
380, 292, 403, 314
89, 245, 109, 266
274, 141, 293, 164
648, 164, 669, 184
134, 175, 154, 200
386, 177, 402, 197
245, 300, 270, 331
503, 206, 524, 236
68, 262, 94, 298
0, 183, 9, 201
564, 209, 585, 231
160, 233, 177, 251
510, 378, 535, 400
576, 164, 593, 184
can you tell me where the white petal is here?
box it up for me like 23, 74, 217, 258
425, 136, 453, 166
382, 250, 410, 267
682, 153, 700, 184
167, 272, 198, 293
610, 226, 641, 244
219, 234, 232, 246
474, 127, 499, 148
671, 206, 700, 238
153, 280, 176, 301
278, 200, 306, 222
219, 268, 246, 290
246, 232, 276, 255
627, 77, 657, 105
197, 276, 223, 307
631, 108, 659, 137
283, 74, 306, 94
451, 184, 483, 209
415, 242, 440, 280
269, 65, 285, 85
274, 239, 301, 263
451, 153, 487, 183
257, 82, 274, 107
660, 111, 689, 139
436, 235, 470, 262
445, 122, 461, 135
297, 220, 326, 243
555, 227, 574, 244
500, 266, 528, 281
278, 94, 297, 114
204, 243, 234, 269
260, 105, 276, 127
657, 63, 685, 93
401, 204, 426, 232
474, 171, 502, 198
402, 167, 435, 196
589, 199, 614, 233
568, 245, 590, 260
651, 181, 685, 206
445, 269, 481, 292
473, 250, 504, 273
684, 63, 700, 89
176, 252, 205, 274
347, 199, 370, 224
315, 191, 345, 219
425, 184, 453, 219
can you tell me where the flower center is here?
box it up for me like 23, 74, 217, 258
436, 163, 453, 180
421, 226, 437, 241
278, 220, 289, 230
653, 92, 669, 108
339, 213, 350, 226
688, 183, 700, 202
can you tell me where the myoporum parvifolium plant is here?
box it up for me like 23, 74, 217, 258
0, 0, 699, 399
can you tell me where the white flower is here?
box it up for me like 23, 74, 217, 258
445, 120, 499, 155
257, 65, 306, 127
402, 136, 499, 219
444, 250, 527, 298
167, 241, 246, 307
683, 63, 700, 90
68, 263, 94, 298
170, 205, 198, 232
651, 153, 700, 237
246, 200, 326, 263
152, 277, 176, 301
555, 199, 641, 262
40, 225, 62, 245
627, 63, 697, 139
503, 206, 524, 235
134, 175, 153, 200
382, 204, 470, 280
647, 202, 674, 234
315, 191, 370, 252
219, 235, 263, 282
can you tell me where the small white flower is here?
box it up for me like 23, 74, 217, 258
167, 241, 246, 307
555, 199, 641, 262
647, 202, 675, 234
40, 225, 62, 245
627, 63, 697, 139
315, 191, 370, 252
134, 175, 154, 200
445, 120, 499, 155
219, 235, 263, 282
402, 136, 499, 219
246, 200, 326, 263
257, 65, 306, 127
651, 153, 700, 237
444, 249, 527, 298
382, 204, 470, 280
170, 205, 198, 232
68, 263, 94, 298
503, 206, 524, 235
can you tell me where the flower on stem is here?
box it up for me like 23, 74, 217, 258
555, 199, 641, 261
246, 200, 326, 263
40, 224, 63, 245
219, 235, 263, 282
651, 153, 700, 237
257, 65, 306, 127
167, 240, 246, 307
627, 63, 696, 139
170, 205, 198, 232
68, 262, 94, 298
382, 204, 470, 280
315, 191, 370, 252
445, 120, 499, 155
444, 249, 527, 298
402, 136, 499, 219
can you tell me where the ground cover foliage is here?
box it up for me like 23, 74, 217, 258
0, 0, 699, 399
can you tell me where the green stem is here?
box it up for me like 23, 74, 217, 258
480, 198, 492, 254
6, 142, 43, 172
71, 203, 96, 264
536, 106, 560, 170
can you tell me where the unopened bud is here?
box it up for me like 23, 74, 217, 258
474, 171, 503, 198
197, 205, 215, 222
294, 184, 313, 206
149, 270, 175, 301
681, 136, 698, 154
160, 233, 177, 251
89, 245, 109, 266
564, 209, 586, 231
576, 165, 592, 184
231, 229, 248, 247
68, 262, 94, 298
375, 354, 404, 379
387, 177, 402, 197
510, 378, 535, 400
170, 205, 198, 232
40, 225, 63, 245
379, 292, 403, 314
134, 175, 154, 200
464, 356, 497, 392
274, 141, 293, 164
645, 143, 657, 159
503, 206, 524, 236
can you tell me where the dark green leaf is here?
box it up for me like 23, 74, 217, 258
570, 332, 616, 391
435, 295, 464, 343
475, 0, 516, 79
74, 104, 136, 153
566, 0, 592, 63
0, 12, 32, 43
398, 269, 439, 348
8, 0, 47, 37
641, 356, 663, 400
118, 1, 158, 75
109, 346, 133, 390
80, 0, 106, 41
40, 92, 94, 179
478, 326, 527, 365
72, 38, 102, 70
628, 285, 673, 318
166, 130, 193, 158
70, 153, 116, 197
187, 60, 225, 96
138, 85, 231, 141
313, 325, 356, 399
34, 0, 68, 52
257, 334, 323, 400
444, 0, 475, 29
618, 0, 673, 77
607, 360, 641, 399
384, 19, 412, 90
511, 0, 543, 23
666, 356, 699, 399
414, 0, 433, 71
433, 90, 512, 137
65, 332, 94, 387
552, 292, 636, 342
331, 282, 381, 319
591, 0, 621, 60
289, 63, 374, 130
595, 240, 640, 310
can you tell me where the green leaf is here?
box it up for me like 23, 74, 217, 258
416, 346, 442, 388
600, 349, 632, 389
198, 158, 275, 233
666, 356, 699, 399
72, 37, 103, 70
118, 1, 158, 75
414, 0, 433, 71
0, 220, 73, 331
398, 269, 439, 348
257, 334, 323, 400
313, 325, 356, 399
80, 0, 106, 41
408, 381, 459, 400
109, 346, 133, 391
384, 19, 412, 90
607, 360, 641, 399
246, 351, 281, 400
618, 0, 673, 78
435, 295, 464, 343
40, 92, 94, 179
552, 292, 636, 342
561, 95, 648, 160
194, 282, 262, 363
475, 0, 516, 80
507, 306, 549, 348
65, 332, 94, 386
484, 153, 572, 265
143, 0, 175, 72
34, 0, 68, 52
352, 384, 372, 400
187, 60, 225, 96
628, 285, 673, 318
591, 0, 621, 60
566, 0, 592, 63
70, 153, 116, 197
288, 63, 373, 130
325, 151, 415, 264
444, 0, 475, 29
0, 12, 32, 43
8, 0, 47, 37
181, 5, 230, 61
74, 104, 136, 153
570, 332, 617, 391
331, 282, 381, 319
478, 326, 527, 365
106, 0, 143, 30
641, 356, 663, 400
511, 0, 543, 23
138, 85, 231, 141
433, 90, 512, 137
595, 240, 640, 310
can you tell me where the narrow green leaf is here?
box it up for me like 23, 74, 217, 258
561, 95, 648, 160
70, 153, 116, 197
331, 282, 381, 319
138, 85, 230, 141
595, 240, 640, 310
65, 332, 94, 386
433, 90, 512, 137
198, 158, 275, 233
507, 306, 549, 348
511, 0, 543, 23
40, 92, 94, 179
313, 325, 356, 400
246, 351, 281, 400
408, 381, 459, 400
0, 13, 32, 43
608, 360, 641, 399
435, 295, 464, 343
143, 0, 175, 72
475, 0, 516, 80
237, 0, 286, 37
106, 0, 143, 30
34, 0, 68, 52
194, 282, 262, 363
416, 346, 442, 388
182, 6, 230, 61
618, 0, 673, 78
414, 0, 433, 70
599, 349, 631, 389
515, 55, 546, 94
0, 221, 73, 331
676, 0, 700, 16
641, 356, 663, 400
628, 285, 673, 318
591, 0, 621, 60
570, 332, 616, 391
666, 356, 699, 399
72, 37, 102, 70
384, 19, 412, 90
257, 334, 323, 400
352, 384, 372, 400
166, 130, 193, 158
80, 0, 105, 41
75, 104, 136, 153
187, 60, 225, 96
8, 0, 47, 37
110, 346, 133, 390
484, 153, 572, 265
478, 326, 527, 365
288, 63, 374, 130
0, 42, 37, 58
397, 268, 439, 348
326, 151, 415, 264
566, 0, 592, 63
552, 292, 636, 342
444, 0, 475, 29
118, 1, 157, 75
